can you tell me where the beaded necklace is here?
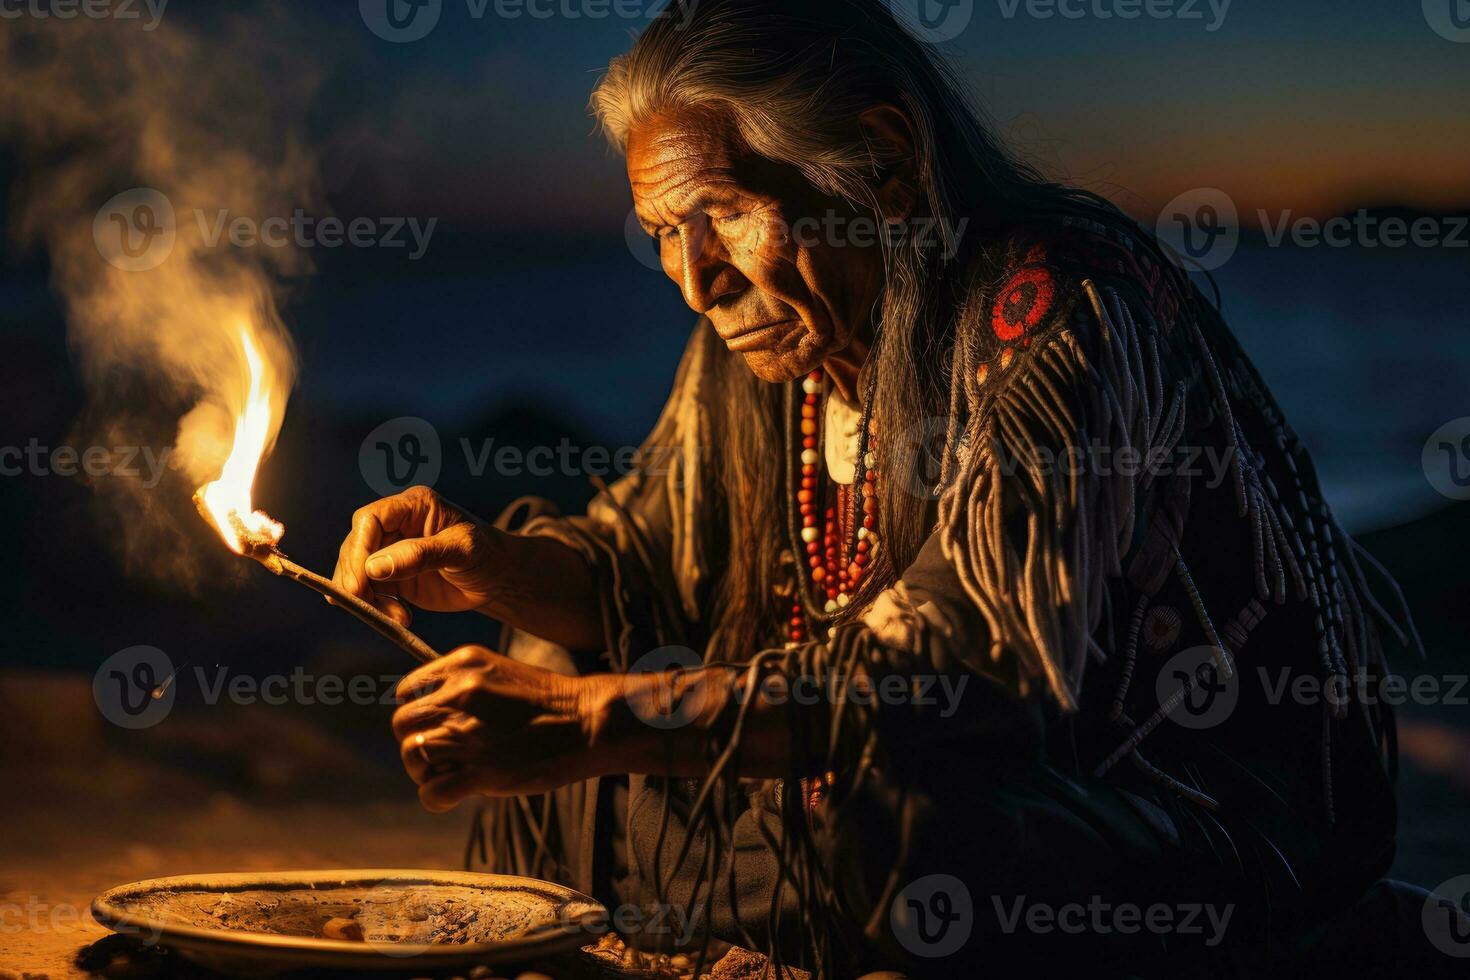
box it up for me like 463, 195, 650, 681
785, 368, 880, 646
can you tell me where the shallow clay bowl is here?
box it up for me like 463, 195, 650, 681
91, 868, 605, 973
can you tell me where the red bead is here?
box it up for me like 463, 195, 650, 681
790, 615, 804, 627
806, 542, 820, 556
811, 567, 826, 582
801, 403, 816, 419
797, 489, 814, 504
800, 419, 817, 436
803, 437, 817, 449
790, 629, 806, 642
856, 553, 870, 566
809, 555, 823, 568
863, 514, 875, 529
857, 539, 870, 554
848, 562, 862, 578
827, 587, 839, 600
862, 497, 876, 514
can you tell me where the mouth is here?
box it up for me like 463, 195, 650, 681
718, 318, 802, 353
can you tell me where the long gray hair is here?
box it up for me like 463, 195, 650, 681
591, 0, 1186, 658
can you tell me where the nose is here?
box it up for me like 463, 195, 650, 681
669, 215, 744, 313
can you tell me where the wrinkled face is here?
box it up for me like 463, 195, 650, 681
627, 109, 885, 383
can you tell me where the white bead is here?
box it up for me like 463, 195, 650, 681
824, 599, 837, 614
801, 526, 818, 544
857, 526, 869, 540
802, 377, 819, 395
863, 451, 875, 469
801, 448, 819, 466
837, 593, 850, 607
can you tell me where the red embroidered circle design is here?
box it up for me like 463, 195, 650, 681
991, 265, 1054, 342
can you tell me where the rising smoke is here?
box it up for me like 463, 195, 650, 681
0, 9, 321, 586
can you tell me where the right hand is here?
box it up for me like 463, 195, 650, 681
332, 486, 502, 625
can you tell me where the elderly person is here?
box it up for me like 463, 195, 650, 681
334, 1, 1423, 973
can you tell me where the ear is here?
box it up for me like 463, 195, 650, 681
857, 104, 921, 222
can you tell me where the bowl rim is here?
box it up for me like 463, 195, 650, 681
90, 868, 607, 968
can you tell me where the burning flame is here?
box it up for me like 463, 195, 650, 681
196, 327, 284, 554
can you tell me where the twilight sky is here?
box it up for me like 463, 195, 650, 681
260, 0, 1470, 233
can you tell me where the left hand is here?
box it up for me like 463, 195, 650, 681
391, 645, 623, 811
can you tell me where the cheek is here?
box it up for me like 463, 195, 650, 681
792, 244, 858, 339
724, 218, 800, 285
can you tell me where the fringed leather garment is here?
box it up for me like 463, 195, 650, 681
470, 220, 1417, 976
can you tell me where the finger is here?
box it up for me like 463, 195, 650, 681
391, 697, 455, 741
393, 645, 487, 703
377, 594, 413, 628
333, 491, 430, 599
365, 524, 476, 583
398, 727, 468, 784
418, 769, 484, 813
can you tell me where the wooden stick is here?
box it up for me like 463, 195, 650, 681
248, 547, 440, 664
193, 492, 439, 663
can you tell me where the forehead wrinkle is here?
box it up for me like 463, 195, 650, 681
632, 159, 747, 229
628, 111, 754, 227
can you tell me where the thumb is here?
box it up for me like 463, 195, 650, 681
365, 526, 473, 581
419, 769, 482, 813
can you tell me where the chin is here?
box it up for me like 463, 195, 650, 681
741, 347, 818, 384
739, 333, 828, 384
